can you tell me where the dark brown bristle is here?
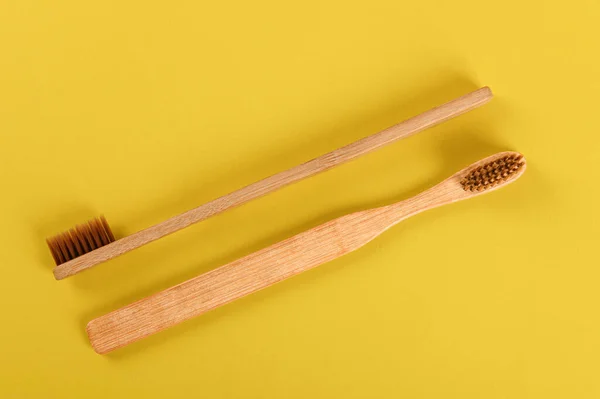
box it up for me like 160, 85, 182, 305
460, 154, 525, 192
46, 216, 115, 266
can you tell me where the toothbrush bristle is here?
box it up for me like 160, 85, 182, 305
460, 154, 525, 192
46, 216, 115, 265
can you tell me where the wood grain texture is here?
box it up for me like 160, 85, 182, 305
53, 87, 493, 280
87, 151, 525, 354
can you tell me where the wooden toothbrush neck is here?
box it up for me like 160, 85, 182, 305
384, 181, 465, 223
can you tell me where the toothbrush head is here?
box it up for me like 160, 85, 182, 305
460, 152, 526, 192
46, 216, 115, 266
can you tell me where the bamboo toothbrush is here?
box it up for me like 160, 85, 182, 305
87, 151, 526, 354
47, 87, 493, 280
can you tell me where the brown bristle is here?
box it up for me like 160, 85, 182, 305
46, 216, 115, 266
460, 154, 525, 192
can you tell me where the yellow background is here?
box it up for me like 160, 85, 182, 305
1, 0, 599, 398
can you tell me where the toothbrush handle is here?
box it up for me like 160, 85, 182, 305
87, 207, 398, 354
86, 150, 521, 354
54, 87, 492, 280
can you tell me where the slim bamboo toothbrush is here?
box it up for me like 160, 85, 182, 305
87, 151, 526, 354
48, 87, 493, 280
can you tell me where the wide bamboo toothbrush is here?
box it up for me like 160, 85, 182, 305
48, 86, 493, 280
87, 151, 526, 354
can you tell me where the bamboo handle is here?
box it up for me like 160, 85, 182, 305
87, 184, 461, 354
87, 151, 526, 354
55, 87, 492, 280
87, 205, 403, 354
